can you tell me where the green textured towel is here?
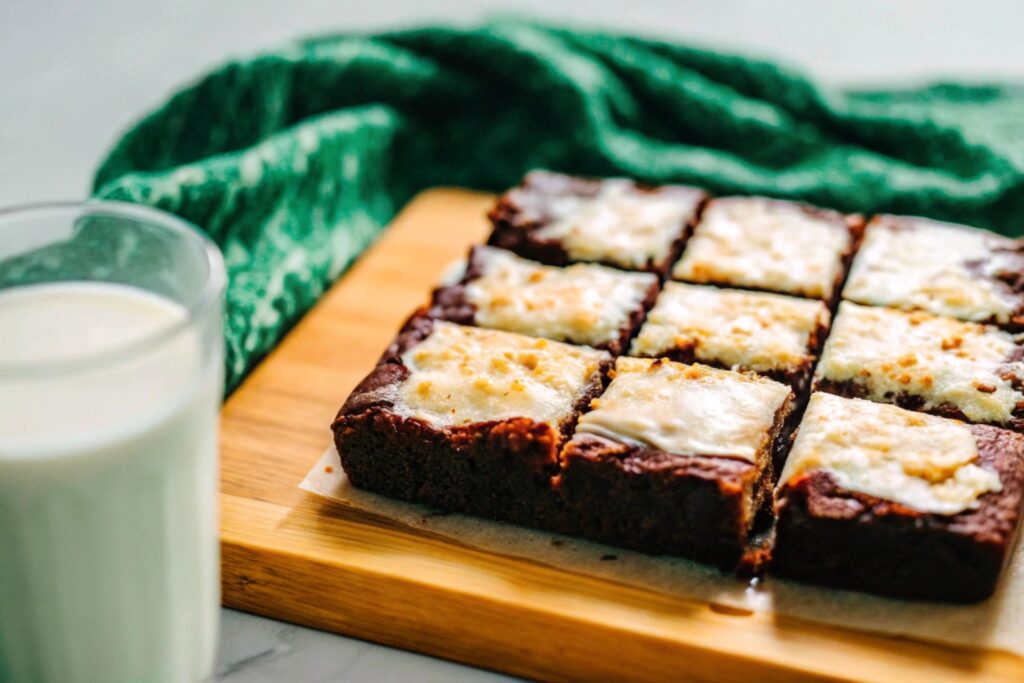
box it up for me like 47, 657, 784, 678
93, 21, 1024, 392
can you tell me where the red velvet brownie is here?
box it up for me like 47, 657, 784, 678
774, 393, 1024, 602
843, 214, 1024, 330
560, 357, 795, 568
814, 302, 1024, 431
332, 315, 610, 529
672, 197, 864, 304
430, 246, 659, 354
487, 171, 706, 276
629, 282, 830, 394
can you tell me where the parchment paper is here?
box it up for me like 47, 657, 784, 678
303, 446, 1024, 656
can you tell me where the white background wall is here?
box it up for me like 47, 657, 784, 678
2, 0, 1023, 207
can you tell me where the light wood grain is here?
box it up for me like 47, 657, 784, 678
220, 188, 1024, 683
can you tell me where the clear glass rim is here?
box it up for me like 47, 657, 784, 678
0, 200, 226, 379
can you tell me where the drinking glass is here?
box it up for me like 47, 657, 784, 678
0, 201, 225, 683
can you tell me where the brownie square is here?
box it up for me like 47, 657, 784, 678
815, 301, 1024, 431
560, 357, 795, 568
672, 197, 864, 303
487, 170, 706, 275
774, 393, 1024, 602
629, 282, 830, 393
332, 315, 611, 529
843, 214, 1024, 330
429, 245, 660, 354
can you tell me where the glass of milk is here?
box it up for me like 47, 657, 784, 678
0, 202, 225, 683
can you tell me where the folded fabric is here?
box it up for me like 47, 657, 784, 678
93, 21, 1024, 392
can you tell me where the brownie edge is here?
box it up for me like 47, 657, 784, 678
332, 314, 611, 532
773, 424, 1024, 602
335, 410, 579, 531
559, 360, 796, 569
559, 435, 769, 568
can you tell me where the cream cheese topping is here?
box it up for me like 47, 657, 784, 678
843, 216, 1018, 324
465, 247, 656, 347
815, 302, 1024, 424
672, 198, 851, 300
533, 180, 701, 270
394, 322, 607, 428
781, 393, 1002, 515
630, 282, 829, 373
575, 357, 791, 462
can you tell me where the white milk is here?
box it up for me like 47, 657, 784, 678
0, 282, 222, 683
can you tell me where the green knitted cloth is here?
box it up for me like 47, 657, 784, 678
93, 21, 1024, 392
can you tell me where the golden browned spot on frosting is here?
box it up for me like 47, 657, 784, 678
631, 282, 828, 373
782, 393, 1002, 514
673, 198, 851, 299
534, 181, 701, 269
816, 302, 1024, 424
395, 322, 607, 428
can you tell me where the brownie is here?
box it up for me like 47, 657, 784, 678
629, 281, 830, 394
814, 301, 1024, 432
774, 393, 1024, 602
487, 170, 706, 276
560, 357, 795, 568
843, 214, 1024, 330
332, 314, 610, 530
672, 196, 864, 304
429, 245, 660, 354
331, 168, 1024, 596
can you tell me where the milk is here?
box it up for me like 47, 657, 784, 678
0, 282, 222, 683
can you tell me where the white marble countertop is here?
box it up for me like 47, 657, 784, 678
3, 1, 1022, 679
215, 610, 514, 682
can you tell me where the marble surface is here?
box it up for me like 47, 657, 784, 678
215, 610, 515, 682
4, 1, 1023, 680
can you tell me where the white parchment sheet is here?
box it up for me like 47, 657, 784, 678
303, 446, 1023, 656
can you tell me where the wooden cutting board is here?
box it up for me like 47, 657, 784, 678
219, 188, 1023, 683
